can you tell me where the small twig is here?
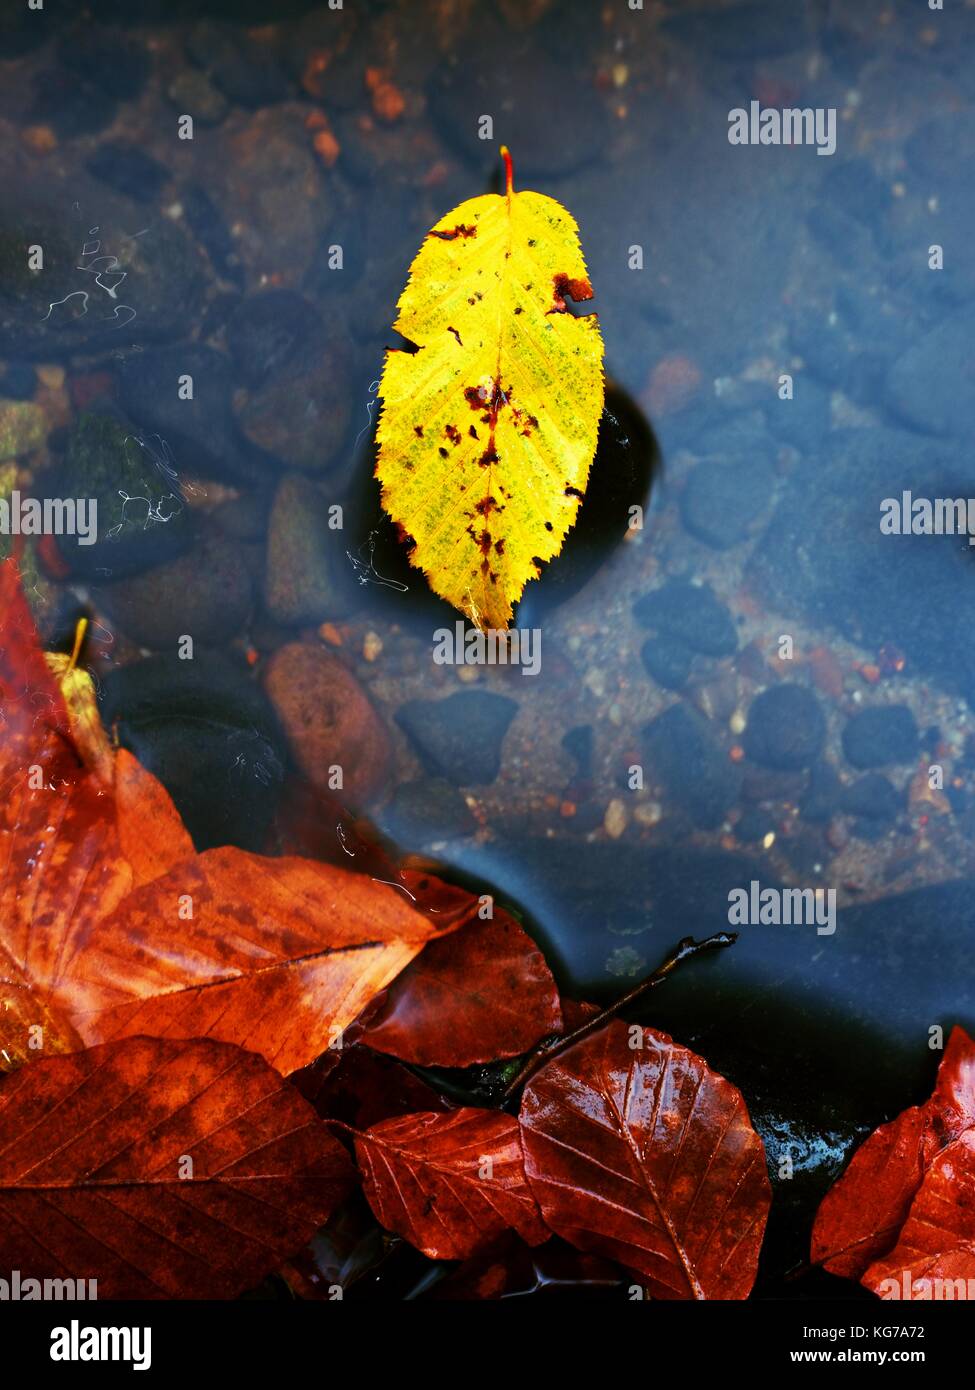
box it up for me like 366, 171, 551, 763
500, 931, 737, 1104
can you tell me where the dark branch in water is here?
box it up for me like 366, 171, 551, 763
500, 931, 738, 1104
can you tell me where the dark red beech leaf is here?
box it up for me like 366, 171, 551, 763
294, 1044, 452, 1131
362, 904, 562, 1067
811, 1027, 975, 1280
518, 1019, 772, 1299
354, 1108, 549, 1260
862, 1129, 975, 1299
0, 1035, 354, 1299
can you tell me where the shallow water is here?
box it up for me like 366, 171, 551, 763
2, 0, 974, 1300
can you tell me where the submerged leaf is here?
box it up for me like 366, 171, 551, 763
363, 889, 562, 1067
376, 148, 604, 629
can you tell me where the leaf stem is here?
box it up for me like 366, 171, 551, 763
500, 145, 514, 199
500, 932, 738, 1104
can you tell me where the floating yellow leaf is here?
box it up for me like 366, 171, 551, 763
376, 148, 605, 630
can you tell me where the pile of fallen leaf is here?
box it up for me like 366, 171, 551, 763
1, 559, 972, 1300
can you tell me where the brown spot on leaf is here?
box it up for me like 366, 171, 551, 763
550, 271, 594, 314
447, 326, 463, 347
564, 485, 584, 499
430, 224, 476, 241
414, 425, 424, 437
445, 424, 461, 445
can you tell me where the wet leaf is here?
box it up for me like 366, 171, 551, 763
518, 1020, 772, 1299
376, 148, 604, 629
0, 560, 453, 1076
0, 1036, 354, 1299
862, 1130, 975, 1299
363, 898, 562, 1067
812, 1026, 975, 1281
355, 1108, 548, 1259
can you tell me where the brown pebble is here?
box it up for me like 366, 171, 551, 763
264, 641, 391, 806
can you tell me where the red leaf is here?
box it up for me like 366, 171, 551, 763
363, 903, 562, 1066
862, 1130, 975, 1299
811, 1027, 975, 1280
0, 562, 455, 1077
355, 1108, 548, 1259
0, 1036, 354, 1299
518, 1020, 771, 1299
295, 1044, 452, 1130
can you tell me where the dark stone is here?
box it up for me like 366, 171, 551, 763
429, 20, 612, 177
235, 347, 351, 473
842, 773, 903, 822
50, 412, 193, 579
0, 362, 36, 400
0, 187, 210, 358
740, 765, 808, 806
641, 702, 740, 830
800, 761, 843, 824
226, 291, 324, 388
766, 375, 832, 449
663, 1, 810, 59
680, 457, 775, 549
29, 67, 119, 138
640, 635, 693, 691
745, 428, 975, 708
634, 579, 738, 657
383, 779, 478, 845
181, 182, 244, 286
842, 705, 919, 769
115, 344, 251, 482
265, 474, 356, 625
735, 808, 776, 844
56, 26, 149, 101
396, 690, 518, 786
99, 652, 287, 854
86, 143, 170, 202
744, 684, 826, 771
0, 4, 56, 56
820, 157, 894, 234
885, 308, 975, 438
97, 527, 252, 650
561, 724, 593, 776
788, 303, 892, 404
186, 21, 293, 109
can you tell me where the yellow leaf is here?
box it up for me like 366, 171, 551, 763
376, 147, 605, 630
44, 617, 115, 785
